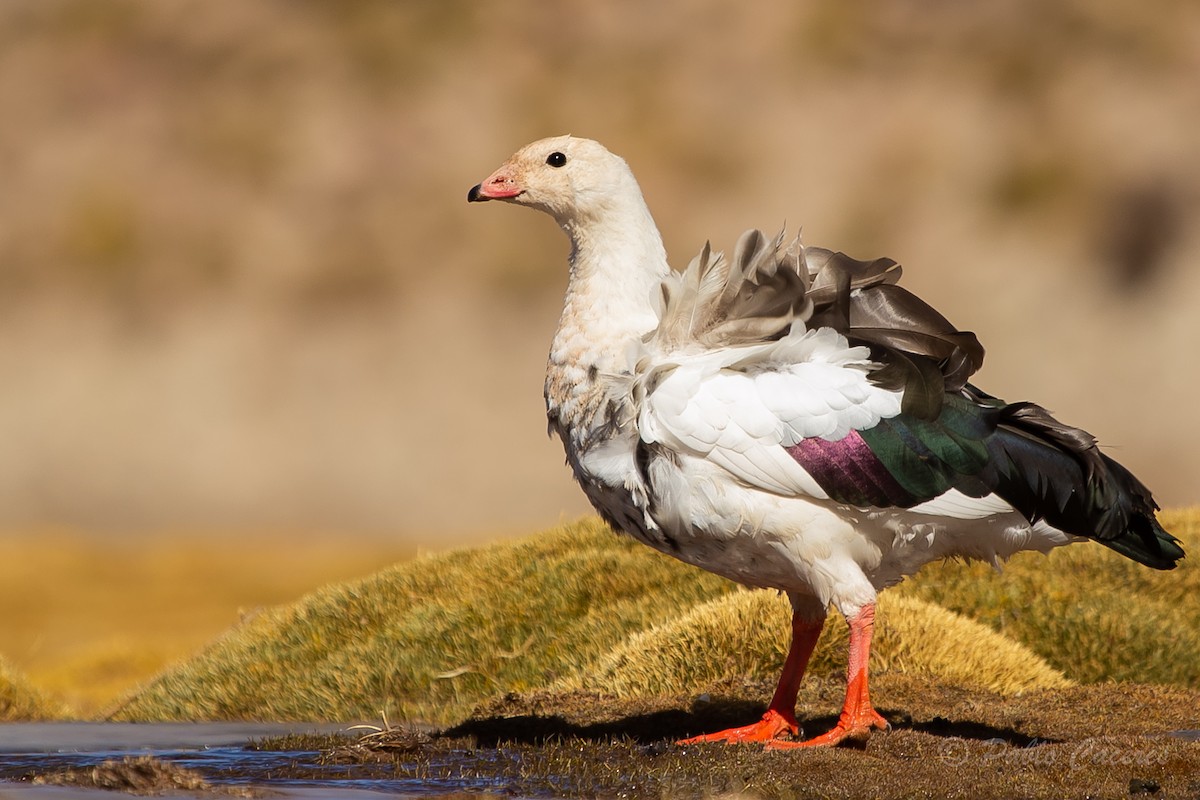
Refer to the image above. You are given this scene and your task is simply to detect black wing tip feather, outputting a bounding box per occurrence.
[983,397,1185,570]
[1098,512,1185,570]
[1094,457,1184,570]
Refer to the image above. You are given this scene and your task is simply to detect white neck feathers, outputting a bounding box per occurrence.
[551,186,668,375]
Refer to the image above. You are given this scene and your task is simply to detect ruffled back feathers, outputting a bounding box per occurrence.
[649,229,985,418]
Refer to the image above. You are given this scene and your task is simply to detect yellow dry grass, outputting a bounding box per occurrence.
[112,518,733,723]
[113,513,1195,724]
[4,509,1195,721]
[0,528,410,717]
[562,590,1071,698]
[0,655,63,721]
[898,507,1200,687]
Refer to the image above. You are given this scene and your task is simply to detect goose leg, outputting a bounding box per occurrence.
[677,604,825,745]
[766,603,888,749]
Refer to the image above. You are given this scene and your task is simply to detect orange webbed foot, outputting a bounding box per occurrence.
[677,708,799,745]
[764,707,888,750]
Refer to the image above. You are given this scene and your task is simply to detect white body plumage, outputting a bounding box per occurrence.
[507,136,1077,621]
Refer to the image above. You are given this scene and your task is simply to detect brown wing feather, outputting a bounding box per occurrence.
[651,229,984,418]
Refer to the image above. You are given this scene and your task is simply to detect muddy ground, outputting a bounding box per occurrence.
[23,675,1200,799]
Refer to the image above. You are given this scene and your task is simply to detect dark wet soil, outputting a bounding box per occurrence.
[15,675,1200,799]
[27,754,250,796]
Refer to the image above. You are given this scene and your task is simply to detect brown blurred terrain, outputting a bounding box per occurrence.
[1,0,1198,540]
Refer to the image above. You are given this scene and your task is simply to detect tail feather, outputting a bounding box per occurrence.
[983,398,1184,570]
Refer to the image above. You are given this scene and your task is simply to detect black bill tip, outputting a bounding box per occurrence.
[467,184,486,203]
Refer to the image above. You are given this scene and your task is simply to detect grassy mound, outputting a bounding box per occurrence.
[563,591,1069,698]
[900,507,1200,686]
[115,510,1197,723]
[113,518,733,722]
[0,655,62,721]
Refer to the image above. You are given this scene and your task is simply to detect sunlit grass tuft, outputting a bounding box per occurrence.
[899,507,1200,686]
[0,655,63,721]
[562,591,1069,698]
[113,518,734,722]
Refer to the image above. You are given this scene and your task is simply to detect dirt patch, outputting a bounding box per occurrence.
[316,674,1200,800]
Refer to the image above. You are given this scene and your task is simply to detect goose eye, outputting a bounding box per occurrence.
[546,151,567,168]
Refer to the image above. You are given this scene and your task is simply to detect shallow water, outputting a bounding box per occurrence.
[0,722,348,753]
[0,723,516,799]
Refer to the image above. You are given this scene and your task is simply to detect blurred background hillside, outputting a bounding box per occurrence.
[1,0,1198,542]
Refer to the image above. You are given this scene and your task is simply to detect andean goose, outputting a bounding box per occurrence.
[467,135,1184,748]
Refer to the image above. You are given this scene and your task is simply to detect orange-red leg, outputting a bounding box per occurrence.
[766,603,888,749]
[677,607,825,744]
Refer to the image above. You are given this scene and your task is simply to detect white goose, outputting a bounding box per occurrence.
[468,136,1183,748]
